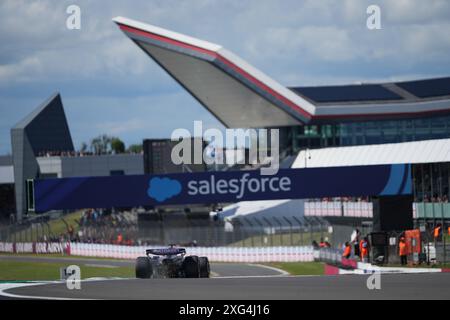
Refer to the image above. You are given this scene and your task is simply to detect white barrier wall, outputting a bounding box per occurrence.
[0,242,314,262]
[305,202,421,219]
[305,201,373,218]
[69,243,314,262]
[0,242,68,254]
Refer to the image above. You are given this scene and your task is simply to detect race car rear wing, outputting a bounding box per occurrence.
[146,248,186,256]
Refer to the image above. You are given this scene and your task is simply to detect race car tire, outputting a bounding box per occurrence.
[183,255,200,278]
[199,257,210,278]
[136,257,152,279]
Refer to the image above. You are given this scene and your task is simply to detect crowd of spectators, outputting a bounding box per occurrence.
[307,195,450,204]
[36,150,143,158]
[59,209,139,245]
[420,195,449,203]
[306,197,370,203]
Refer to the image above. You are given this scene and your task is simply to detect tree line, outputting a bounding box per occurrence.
[79,134,142,155]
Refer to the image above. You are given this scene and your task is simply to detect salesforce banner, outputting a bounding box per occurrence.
[33,164,411,212]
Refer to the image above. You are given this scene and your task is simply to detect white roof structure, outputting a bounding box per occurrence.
[292,138,450,168]
[114,17,450,128]
[220,199,305,221]
[222,138,450,220]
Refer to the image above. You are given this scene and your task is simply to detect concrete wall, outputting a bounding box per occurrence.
[11,93,74,221]
[37,154,144,178]
[0,166,14,184]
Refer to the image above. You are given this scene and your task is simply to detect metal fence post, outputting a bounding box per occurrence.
[292,216,303,245]
[444,231,447,265]
[238,219,245,246]
[45,222,51,241]
[213,221,219,247]
[254,218,264,246]
[273,217,283,246]
[244,218,255,247]
[283,217,293,246]
[322,221,325,240]
[263,217,273,246]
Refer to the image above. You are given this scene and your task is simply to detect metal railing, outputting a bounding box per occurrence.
[135,216,331,247]
[0,221,53,243]
[1,213,374,249]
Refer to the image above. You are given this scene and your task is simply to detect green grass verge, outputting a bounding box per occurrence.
[228,231,328,247]
[264,262,325,276]
[0,260,134,281]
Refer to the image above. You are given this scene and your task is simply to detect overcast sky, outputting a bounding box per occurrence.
[1,0,450,154]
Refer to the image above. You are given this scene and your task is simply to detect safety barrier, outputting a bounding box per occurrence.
[0,242,314,263]
[313,247,357,269]
[305,201,373,218]
[0,242,68,254]
[69,243,314,262]
[314,247,449,275]
[304,201,450,219]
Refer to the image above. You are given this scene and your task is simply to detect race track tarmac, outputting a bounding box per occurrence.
[0,254,280,277]
[3,273,450,300]
[1,255,450,300]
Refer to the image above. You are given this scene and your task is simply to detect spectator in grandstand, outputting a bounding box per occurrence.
[342,242,351,259]
[399,237,407,266]
[359,237,370,263]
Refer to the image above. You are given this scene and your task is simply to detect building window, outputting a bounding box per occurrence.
[110,170,125,176]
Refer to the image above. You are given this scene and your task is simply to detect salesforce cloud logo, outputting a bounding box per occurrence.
[147,177,182,202]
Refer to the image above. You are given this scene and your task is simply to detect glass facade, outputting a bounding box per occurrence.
[289,115,450,152]
[413,163,450,202]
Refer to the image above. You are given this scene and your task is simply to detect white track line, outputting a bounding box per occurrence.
[0,282,84,300]
[249,264,290,276]
[212,274,321,279]
[0,263,290,299]
[212,275,290,279]
[0,278,128,300]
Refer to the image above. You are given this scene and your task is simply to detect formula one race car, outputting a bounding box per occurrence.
[135,246,210,279]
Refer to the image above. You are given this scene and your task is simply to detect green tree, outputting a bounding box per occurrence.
[127,144,143,154]
[90,134,112,154]
[111,137,126,154]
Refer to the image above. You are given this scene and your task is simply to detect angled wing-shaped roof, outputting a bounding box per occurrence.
[114,17,450,126]
[113,16,314,127]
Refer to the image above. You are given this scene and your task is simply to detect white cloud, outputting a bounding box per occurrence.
[96,118,148,135]
[1,0,449,85]
[1,0,450,154]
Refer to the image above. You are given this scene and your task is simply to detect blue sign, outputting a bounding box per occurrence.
[33,164,411,212]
